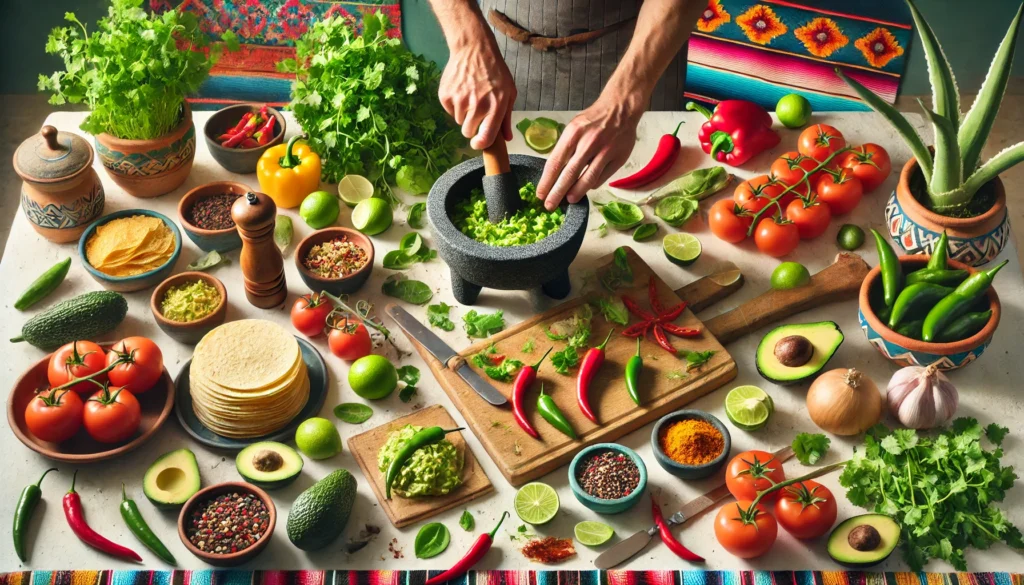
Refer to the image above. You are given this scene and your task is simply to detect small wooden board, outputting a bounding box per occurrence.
[346,405,493,528]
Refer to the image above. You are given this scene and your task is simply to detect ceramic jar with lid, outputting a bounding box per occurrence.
[14,125,105,243]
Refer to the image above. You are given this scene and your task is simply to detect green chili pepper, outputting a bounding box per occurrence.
[537,383,576,439]
[875,303,892,323]
[120,484,176,565]
[625,338,643,405]
[888,282,953,328]
[905,268,970,287]
[936,310,993,342]
[927,231,949,271]
[14,258,71,311]
[922,259,1007,342]
[871,229,902,308]
[894,319,924,340]
[13,468,56,562]
[385,426,463,499]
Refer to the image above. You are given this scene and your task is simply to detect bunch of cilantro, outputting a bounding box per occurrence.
[278,13,465,203]
[40,0,236,140]
[839,419,1021,570]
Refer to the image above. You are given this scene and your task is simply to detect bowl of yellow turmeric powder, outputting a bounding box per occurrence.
[651,410,731,480]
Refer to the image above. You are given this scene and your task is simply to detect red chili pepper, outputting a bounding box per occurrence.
[652,325,676,353]
[661,322,702,338]
[576,329,614,423]
[652,494,704,562]
[222,114,262,148]
[63,471,142,563]
[622,296,655,321]
[240,138,260,148]
[648,276,666,315]
[254,115,277,146]
[426,512,508,585]
[609,121,684,189]
[656,302,688,323]
[687,100,780,167]
[621,321,650,338]
[511,347,553,439]
[219,111,253,141]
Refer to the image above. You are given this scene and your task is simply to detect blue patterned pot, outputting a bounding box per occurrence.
[886,157,1009,267]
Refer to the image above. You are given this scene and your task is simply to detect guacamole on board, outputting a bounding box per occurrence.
[452,182,565,247]
[377,424,463,497]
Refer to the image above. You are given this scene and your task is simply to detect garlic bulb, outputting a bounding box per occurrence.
[886,364,958,429]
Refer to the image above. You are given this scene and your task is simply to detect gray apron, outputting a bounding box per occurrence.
[481,0,687,111]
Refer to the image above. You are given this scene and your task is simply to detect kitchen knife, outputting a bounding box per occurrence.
[386,304,508,406]
[595,445,794,569]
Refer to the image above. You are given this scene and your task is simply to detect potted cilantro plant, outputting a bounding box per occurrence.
[40,0,237,198]
[838,0,1022,266]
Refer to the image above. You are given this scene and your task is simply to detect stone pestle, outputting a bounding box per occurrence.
[481,138,521,223]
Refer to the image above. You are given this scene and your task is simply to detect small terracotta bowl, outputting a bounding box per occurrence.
[651,410,731,480]
[204,104,286,174]
[178,181,250,252]
[78,209,182,293]
[858,255,1000,371]
[178,482,276,567]
[151,272,228,345]
[295,227,375,296]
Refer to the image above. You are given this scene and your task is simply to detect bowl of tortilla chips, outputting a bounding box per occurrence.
[79,209,182,292]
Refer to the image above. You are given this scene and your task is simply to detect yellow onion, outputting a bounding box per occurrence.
[886,364,958,429]
[806,368,882,435]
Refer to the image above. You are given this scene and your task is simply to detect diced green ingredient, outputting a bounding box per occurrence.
[160,280,222,323]
[599,201,644,230]
[452,183,565,247]
[550,346,580,375]
[377,424,463,497]
[521,339,535,353]
[485,359,523,382]
[595,296,629,325]
[426,302,455,331]
[681,349,715,371]
[471,344,500,369]
[459,510,475,531]
[545,305,592,347]
[463,310,505,338]
[792,432,830,465]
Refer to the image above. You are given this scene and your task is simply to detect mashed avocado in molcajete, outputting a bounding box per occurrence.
[452,182,565,247]
[377,424,463,497]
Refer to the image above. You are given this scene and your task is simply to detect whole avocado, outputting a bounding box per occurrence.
[287,468,357,551]
[11,291,128,350]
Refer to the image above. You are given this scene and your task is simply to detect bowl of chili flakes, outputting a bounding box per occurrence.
[296,227,375,296]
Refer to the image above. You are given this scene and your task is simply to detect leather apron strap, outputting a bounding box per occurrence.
[488,9,637,51]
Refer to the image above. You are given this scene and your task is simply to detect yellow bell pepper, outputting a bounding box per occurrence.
[257,136,322,209]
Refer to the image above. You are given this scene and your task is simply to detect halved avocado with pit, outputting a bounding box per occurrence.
[143,448,201,508]
[236,441,303,489]
[756,321,843,384]
[827,514,900,568]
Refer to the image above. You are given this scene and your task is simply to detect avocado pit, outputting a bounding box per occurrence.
[775,335,814,367]
[253,449,285,473]
[848,525,881,551]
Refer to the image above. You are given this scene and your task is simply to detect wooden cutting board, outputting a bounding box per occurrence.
[346,405,493,527]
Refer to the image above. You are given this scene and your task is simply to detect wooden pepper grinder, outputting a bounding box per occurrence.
[232,191,287,308]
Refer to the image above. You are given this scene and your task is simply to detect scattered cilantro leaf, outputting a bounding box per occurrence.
[986,423,1009,445]
[792,433,830,465]
[521,339,535,353]
[470,344,501,369]
[680,349,715,371]
[397,365,420,387]
[426,302,455,331]
[595,296,629,325]
[399,385,418,403]
[550,346,580,375]
[600,246,633,291]
[545,305,592,348]
[463,310,505,338]
[666,370,688,381]
[459,510,474,532]
[484,359,523,382]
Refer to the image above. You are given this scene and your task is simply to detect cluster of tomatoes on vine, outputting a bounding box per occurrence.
[708,124,892,257]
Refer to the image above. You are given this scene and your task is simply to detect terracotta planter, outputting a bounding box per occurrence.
[885,157,1010,266]
[94,103,196,198]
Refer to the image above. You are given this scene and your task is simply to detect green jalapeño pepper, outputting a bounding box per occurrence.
[888,283,953,328]
[936,310,993,342]
[625,338,643,405]
[871,229,902,308]
[120,484,176,565]
[894,319,924,340]
[13,467,56,562]
[537,383,576,439]
[927,231,949,271]
[905,268,970,287]
[385,426,463,499]
[923,260,1007,342]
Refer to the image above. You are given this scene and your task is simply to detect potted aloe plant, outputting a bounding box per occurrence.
[40,0,237,198]
[838,0,1022,266]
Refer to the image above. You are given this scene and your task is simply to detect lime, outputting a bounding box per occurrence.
[351,197,393,236]
[299,190,341,229]
[514,482,559,525]
[348,355,398,400]
[837,224,865,251]
[294,417,343,459]
[776,94,812,129]
[663,233,702,266]
[524,123,559,153]
[574,521,614,546]
[709,261,742,287]
[771,261,810,290]
[724,385,774,431]
[338,174,375,207]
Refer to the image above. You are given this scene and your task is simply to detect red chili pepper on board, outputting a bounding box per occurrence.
[621,321,650,338]
[652,494,705,563]
[656,302,688,323]
[623,296,655,321]
[576,329,614,423]
[652,325,676,354]
[648,276,666,314]
[426,512,508,585]
[63,470,142,563]
[661,322,702,338]
[609,121,684,189]
[511,346,553,439]
[687,100,780,167]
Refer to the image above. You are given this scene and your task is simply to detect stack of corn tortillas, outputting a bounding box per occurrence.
[190,320,309,438]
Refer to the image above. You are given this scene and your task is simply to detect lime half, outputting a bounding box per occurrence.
[524,122,560,153]
[351,197,393,236]
[725,385,774,431]
[514,482,560,525]
[574,521,614,546]
[663,233,702,266]
[338,174,375,207]
[709,261,742,287]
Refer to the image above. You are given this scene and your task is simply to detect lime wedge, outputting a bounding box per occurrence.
[514,482,559,525]
[574,521,614,546]
[338,174,375,207]
[351,197,393,236]
[663,233,702,266]
[524,123,559,153]
[725,385,774,431]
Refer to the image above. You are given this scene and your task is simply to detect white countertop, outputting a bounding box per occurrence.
[2,110,1022,572]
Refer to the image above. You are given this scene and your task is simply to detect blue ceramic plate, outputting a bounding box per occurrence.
[174,336,328,450]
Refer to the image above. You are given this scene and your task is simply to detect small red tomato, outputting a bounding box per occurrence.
[754,216,800,257]
[734,174,789,207]
[106,337,163,394]
[785,196,832,240]
[770,152,817,196]
[816,169,864,215]
[714,500,778,559]
[83,386,142,444]
[291,293,335,337]
[798,124,846,162]
[709,199,753,243]
[740,196,773,216]
[774,480,838,540]
[725,450,787,501]
[837,143,892,192]
[48,340,107,394]
[24,389,84,443]
[328,321,373,361]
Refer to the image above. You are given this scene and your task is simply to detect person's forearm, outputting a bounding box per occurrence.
[428,0,496,52]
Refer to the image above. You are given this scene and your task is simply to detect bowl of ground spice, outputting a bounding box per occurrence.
[151,272,228,344]
[296,227,375,295]
[568,443,647,515]
[651,410,731,480]
[178,481,276,567]
[178,181,250,252]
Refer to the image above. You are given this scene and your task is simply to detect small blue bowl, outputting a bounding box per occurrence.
[651,410,731,480]
[79,209,182,293]
[568,443,647,515]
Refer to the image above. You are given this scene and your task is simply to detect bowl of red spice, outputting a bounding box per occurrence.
[204,104,286,174]
[178,181,251,252]
[568,443,647,515]
[651,409,731,480]
[296,227,375,295]
[178,481,276,567]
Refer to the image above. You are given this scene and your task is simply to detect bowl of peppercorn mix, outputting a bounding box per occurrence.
[296,227,375,295]
[178,481,276,566]
[568,443,647,515]
[651,409,731,480]
[178,181,251,252]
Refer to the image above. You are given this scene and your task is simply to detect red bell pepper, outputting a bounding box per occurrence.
[687,100,780,167]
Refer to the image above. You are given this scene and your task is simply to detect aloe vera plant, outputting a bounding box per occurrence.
[837,0,1023,214]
